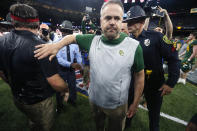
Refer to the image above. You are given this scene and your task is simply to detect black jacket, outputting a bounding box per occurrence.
[131,30,180,89]
[0,30,58,104]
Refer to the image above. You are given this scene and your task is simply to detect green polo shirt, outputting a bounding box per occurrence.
[76,33,144,73]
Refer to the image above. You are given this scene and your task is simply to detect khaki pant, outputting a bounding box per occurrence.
[90,102,128,131]
[14,97,55,131]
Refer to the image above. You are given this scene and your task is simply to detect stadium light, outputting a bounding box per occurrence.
[177,26,182,30]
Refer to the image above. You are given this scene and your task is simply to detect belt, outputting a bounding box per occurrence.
[145,69,163,79]
[145,69,152,79]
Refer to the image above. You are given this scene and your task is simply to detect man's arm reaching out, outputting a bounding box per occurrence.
[34,35,76,60]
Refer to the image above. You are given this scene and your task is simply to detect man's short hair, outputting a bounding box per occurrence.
[10,4,39,29]
[100,0,124,16]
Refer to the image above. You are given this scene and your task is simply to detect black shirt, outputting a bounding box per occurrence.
[131,30,180,88]
[190,114,197,125]
[0,30,58,104]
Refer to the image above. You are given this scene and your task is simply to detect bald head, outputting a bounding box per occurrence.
[100,0,124,17]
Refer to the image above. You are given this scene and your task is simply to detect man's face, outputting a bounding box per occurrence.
[188,34,194,41]
[100,4,123,40]
[154,27,163,33]
[121,23,129,35]
[127,20,143,35]
[88,29,94,34]
[60,29,73,36]
[174,37,179,42]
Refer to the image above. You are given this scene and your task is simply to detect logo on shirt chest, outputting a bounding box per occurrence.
[144,39,150,46]
[119,50,124,56]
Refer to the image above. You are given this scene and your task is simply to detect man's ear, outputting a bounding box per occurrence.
[141,19,146,25]
[100,18,103,28]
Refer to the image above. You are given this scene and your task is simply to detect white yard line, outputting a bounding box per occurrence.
[77,90,189,126]
[138,105,188,126]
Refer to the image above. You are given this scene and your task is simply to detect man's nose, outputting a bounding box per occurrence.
[109,18,115,25]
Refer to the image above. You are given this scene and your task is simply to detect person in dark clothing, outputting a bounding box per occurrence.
[186,114,197,131]
[81,15,97,34]
[124,5,180,131]
[39,23,52,43]
[0,4,68,131]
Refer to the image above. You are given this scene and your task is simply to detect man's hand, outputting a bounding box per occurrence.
[63,92,69,102]
[34,43,59,60]
[34,35,76,60]
[159,84,173,96]
[89,20,92,25]
[82,16,86,21]
[0,71,9,83]
[126,103,138,118]
[71,63,81,70]
[158,6,168,16]
[56,29,62,36]
[60,88,69,102]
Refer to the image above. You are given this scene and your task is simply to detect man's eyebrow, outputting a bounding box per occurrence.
[104,15,120,18]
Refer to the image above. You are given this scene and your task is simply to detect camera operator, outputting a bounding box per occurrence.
[39,23,52,43]
[81,14,98,90]
[81,15,97,34]
[144,3,173,40]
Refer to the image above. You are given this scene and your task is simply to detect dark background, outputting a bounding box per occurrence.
[0,0,196,36]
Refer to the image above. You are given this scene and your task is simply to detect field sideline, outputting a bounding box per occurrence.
[0,79,197,131]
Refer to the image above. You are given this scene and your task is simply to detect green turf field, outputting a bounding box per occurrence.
[0,79,197,131]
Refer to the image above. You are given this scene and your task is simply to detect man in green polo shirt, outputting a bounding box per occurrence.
[34,1,144,131]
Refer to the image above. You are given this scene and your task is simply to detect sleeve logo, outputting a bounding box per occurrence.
[163,35,173,44]
[144,39,150,46]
